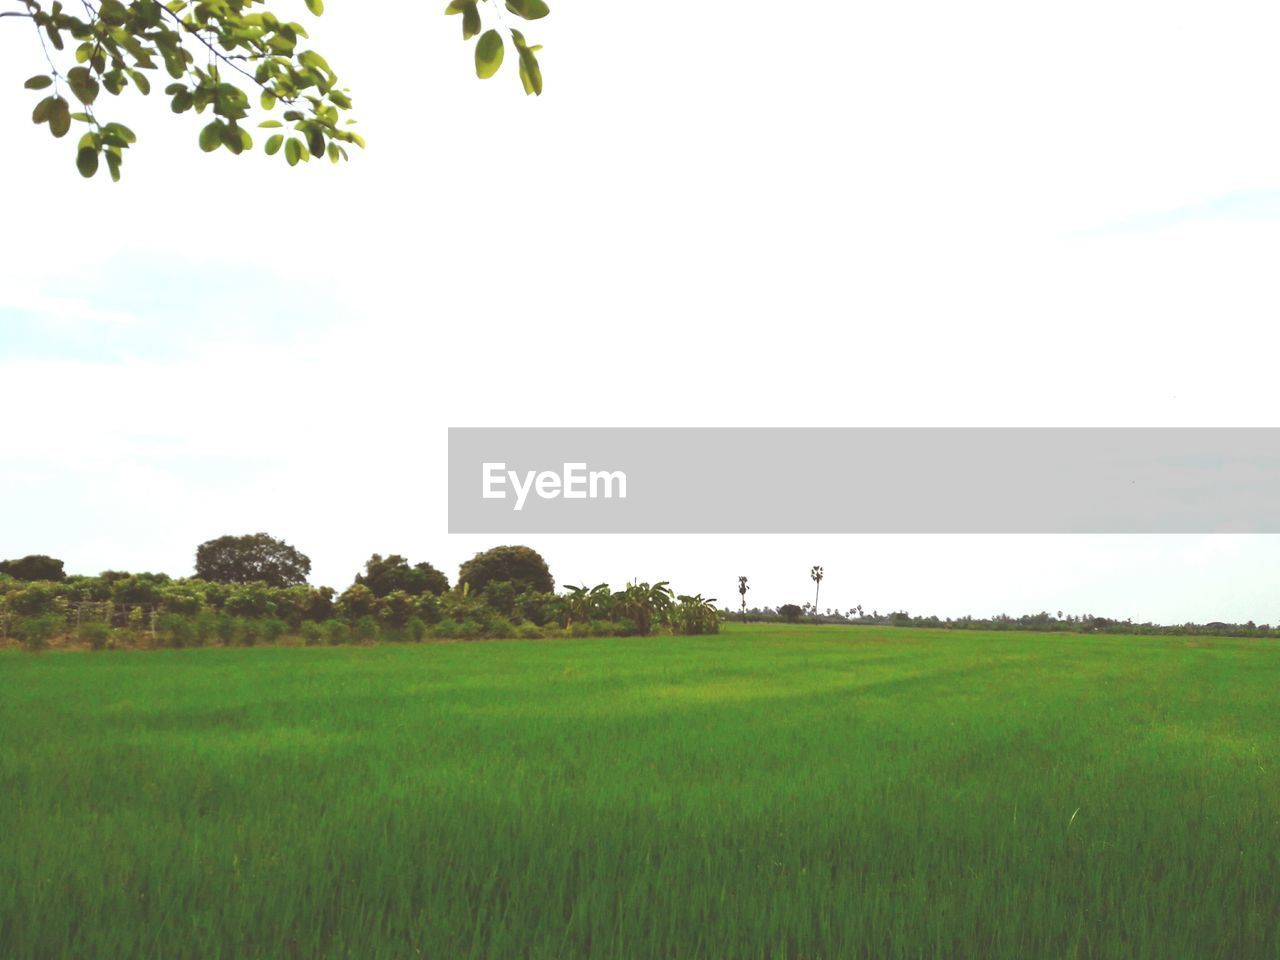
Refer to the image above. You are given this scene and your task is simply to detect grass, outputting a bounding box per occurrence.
[3,623,1280,959]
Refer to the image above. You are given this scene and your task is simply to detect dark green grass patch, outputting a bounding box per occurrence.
[3,625,1280,958]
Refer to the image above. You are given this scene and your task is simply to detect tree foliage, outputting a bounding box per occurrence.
[355,553,449,598]
[10,0,549,179]
[0,554,66,581]
[457,545,553,596]
[194,532,310,588]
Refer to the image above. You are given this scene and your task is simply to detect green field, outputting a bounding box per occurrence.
[4,624,1280,958]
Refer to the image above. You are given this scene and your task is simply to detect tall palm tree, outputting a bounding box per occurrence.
[738,576,749,622]
[810,565,824,614]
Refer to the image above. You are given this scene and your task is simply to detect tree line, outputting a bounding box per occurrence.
[0,535,718,651]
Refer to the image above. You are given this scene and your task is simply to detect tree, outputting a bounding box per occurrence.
[737,575,749,622]
[194,532,310,588]
[355,554,449,598]
[10,0,549,180]
[457,545,552,596]
[0,554,65,581]
[810,565,824,614]
[778,603,803,624]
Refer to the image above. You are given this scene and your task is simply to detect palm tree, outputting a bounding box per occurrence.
[810,565,823,614]
[738,576,749,622]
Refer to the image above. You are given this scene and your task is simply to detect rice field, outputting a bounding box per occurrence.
[3,624,1279,958]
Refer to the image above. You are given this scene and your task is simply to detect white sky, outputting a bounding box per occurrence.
[4,1,1280,623]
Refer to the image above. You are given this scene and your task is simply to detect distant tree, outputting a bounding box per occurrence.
[0,554,65,581]
[810,565,824,613]
[737,575,749,621]
[194,533,310,588]
[458,545,553,595]
[355,553,449,598]
[778,603,803,623]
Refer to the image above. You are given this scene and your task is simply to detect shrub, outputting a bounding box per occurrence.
[214,615,237,646]
[19,614,60,651]
[515,623,543,640]
[80,621,111,650]
[156,613,194,648]
[323,620,350,646]
[262,619,288,644]
[406,617,428,643]
[484,617,517,639]
[238,618,261,647]
[455,619,484,639]
[352,615,380,644]
[301,622,324,646]
[193,612,218,646]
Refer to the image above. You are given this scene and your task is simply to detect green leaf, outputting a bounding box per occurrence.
[510,32,542,96]
[127,70,151,95]
[32,95,55,124]
[67,67,100,106]
[304,0,323,13]
[285,136,302,166]
[48,98,71,138]
[260,90,276,110]
[24,75,53,90]
[308,128,325,158]
[76,146,99,178]
[199,121,222,152]
[475,30,504,79]
[506,0,550,19]
[462,1,480,40]
[265,133,284,155]
[258,120,283,128]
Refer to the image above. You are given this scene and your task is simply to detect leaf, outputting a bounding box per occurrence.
[199,121,222,152]
[510,32,542,96]
[48,98,71,138]
[265,133,284,155]
[67,67,100,106]
[32,95,56,124]
[76,146,99,178]
[506,0,550,19]
[308,128,325,157]
[462,2,480,40]
[475,30,504,79]
[304,0,323,13]
[24,75,53,90]
[285,136,302,166]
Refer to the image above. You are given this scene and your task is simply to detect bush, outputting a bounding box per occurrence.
[214,615,237,646]
[406,617,428,642]
[301,622,324,646]
[261,618,288,644]
[19,614,60,651]
[323,620,350,646]
[484,617,517,639]
[156,613,194,648]
[193,612,218,646]
[238,618,261,647]
[515,623,544,640]
[80,621,111,650]
[352,615,380,644]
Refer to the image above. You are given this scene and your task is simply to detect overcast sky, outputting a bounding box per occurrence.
[4,1,1280,623]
